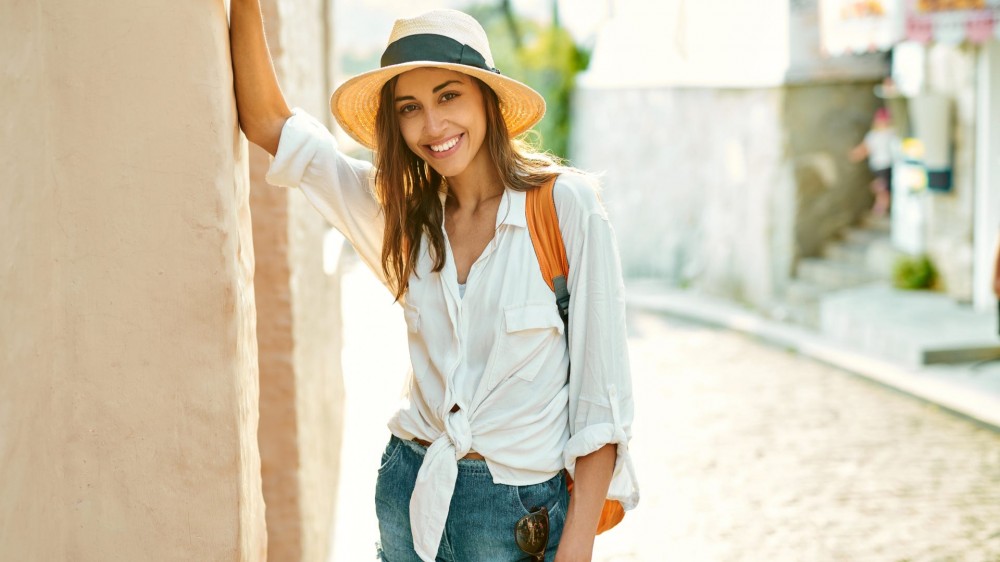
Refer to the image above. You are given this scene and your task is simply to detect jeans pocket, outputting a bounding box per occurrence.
[513,472,565,517]
[378,436,404,475]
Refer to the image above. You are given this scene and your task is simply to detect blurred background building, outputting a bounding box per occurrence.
[571,0,887,318]
[573,0,999,319]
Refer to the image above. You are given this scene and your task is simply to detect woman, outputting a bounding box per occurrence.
[230,5,638,561]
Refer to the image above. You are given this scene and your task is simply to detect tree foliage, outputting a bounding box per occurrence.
[467,3,590,158]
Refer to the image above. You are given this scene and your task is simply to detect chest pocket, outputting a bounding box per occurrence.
[485,302,564,390]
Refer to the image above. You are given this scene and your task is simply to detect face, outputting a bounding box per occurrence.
[392,67,489,179]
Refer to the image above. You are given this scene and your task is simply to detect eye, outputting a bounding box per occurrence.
[398,103,419,115]
[440,92,459,103]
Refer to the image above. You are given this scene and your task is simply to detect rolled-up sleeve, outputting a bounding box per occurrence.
[555,173,639,511]
[265,108,387,288]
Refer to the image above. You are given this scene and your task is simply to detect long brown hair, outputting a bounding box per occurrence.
[374,75,566,301]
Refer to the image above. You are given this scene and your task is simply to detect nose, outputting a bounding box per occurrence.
[422,106,447,137]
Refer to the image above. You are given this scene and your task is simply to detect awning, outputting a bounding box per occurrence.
[904,0,1000,44]
[820,0,906,56]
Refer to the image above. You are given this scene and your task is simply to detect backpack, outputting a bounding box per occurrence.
[525,175,626,535]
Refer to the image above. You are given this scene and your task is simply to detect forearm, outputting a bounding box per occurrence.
[556,444,616,561]
[849,143,869,163]
[230,0,292,154]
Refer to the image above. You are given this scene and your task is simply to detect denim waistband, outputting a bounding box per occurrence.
[394,434,493,474]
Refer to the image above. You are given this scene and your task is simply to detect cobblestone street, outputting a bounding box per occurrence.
[331,257,1000,562]
[594,311,1000,562]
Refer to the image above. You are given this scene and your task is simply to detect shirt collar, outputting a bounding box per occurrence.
[436,185,528,229]
[499,187,527,229]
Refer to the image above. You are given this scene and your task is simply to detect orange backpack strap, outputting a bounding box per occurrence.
[525,175,570,330]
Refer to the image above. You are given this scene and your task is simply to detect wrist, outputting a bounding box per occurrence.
[556,523,595,557]
[554,537,594,562]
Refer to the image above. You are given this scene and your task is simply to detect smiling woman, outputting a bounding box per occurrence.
[230,5,639,561]
[375,69,500,292]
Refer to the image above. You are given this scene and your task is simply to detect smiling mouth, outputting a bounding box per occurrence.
[425,134,463,158]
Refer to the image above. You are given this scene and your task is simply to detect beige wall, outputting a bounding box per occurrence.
[252,0,346,561]
[0,2,266,561]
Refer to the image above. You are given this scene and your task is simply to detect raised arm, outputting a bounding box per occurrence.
[230,0,293,155]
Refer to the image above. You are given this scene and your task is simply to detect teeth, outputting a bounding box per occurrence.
[430,136,459,152]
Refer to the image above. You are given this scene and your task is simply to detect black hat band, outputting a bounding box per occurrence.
[380,34,500,74]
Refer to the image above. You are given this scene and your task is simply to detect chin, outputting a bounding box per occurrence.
[425,160,468,179]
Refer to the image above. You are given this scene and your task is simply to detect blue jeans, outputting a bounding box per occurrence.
[375,435,569,561]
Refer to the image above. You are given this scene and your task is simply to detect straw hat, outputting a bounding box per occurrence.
[330,9,546,150]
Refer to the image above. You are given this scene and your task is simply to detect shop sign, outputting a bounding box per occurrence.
[820,0,906,55]
[905,0,1000,43]
[915,0,985,12]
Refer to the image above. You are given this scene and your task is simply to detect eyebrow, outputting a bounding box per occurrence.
[394,80,464,103]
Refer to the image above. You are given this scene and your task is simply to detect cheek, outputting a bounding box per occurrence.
[468,105,489,143]
[470,118,488,151]
[398,120,423,153]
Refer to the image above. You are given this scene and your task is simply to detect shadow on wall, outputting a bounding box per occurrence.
[786,81,882,261]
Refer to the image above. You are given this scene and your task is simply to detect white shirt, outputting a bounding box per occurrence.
[266,109,639,561]
[864,128,896,171]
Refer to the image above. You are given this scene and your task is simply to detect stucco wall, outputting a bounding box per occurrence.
[569,87,792,306]
[0,2,265,561]
[251,0,345,561]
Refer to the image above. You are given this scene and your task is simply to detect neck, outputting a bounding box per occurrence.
[445,148,504,209]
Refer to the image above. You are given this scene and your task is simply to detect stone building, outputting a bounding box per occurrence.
[570,0,887,311]
[571,0,1000,318]
[819,0,1000,311]
[1,2,345,561]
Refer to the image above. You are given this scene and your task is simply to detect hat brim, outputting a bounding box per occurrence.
[330,62,546,151]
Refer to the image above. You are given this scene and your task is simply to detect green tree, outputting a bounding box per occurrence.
[467,2,590,158]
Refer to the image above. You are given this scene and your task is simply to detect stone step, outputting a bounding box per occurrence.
[785,303,820,329]
[843,227,890,246]
[820,284,1000,367]
[796,257,876,290]
[784,279,825,306]
[767,299,819,329]
[820,236,900,281]
[772,302,820,331]
[823,240,869,267]
[865,237,902,280]
[858,214,891,234]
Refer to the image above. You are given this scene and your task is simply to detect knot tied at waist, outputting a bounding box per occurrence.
[412,437,486,460]
[408,408,480,561]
